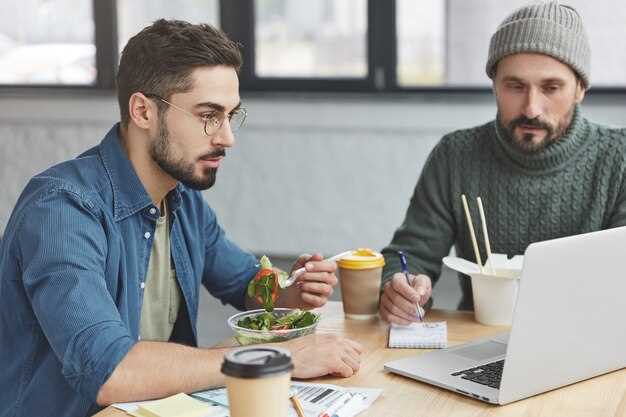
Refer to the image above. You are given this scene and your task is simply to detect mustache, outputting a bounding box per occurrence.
[199,149,226,160]
[508,116,553,134]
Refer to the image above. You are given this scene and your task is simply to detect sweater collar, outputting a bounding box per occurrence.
[493,105,591,172]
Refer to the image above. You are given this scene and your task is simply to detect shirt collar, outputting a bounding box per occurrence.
[98,123,185,221]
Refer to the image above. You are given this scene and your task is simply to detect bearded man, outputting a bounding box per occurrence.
[0,19,361,417]
[379,1,626,322]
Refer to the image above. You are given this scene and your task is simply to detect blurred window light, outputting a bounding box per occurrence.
[0,0,95,85]
[396,0,445,87]
[2,0,624,90]
[255,0,367,78]
[398,0,626,88]
[117,0,219,55]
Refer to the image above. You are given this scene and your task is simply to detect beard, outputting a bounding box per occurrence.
[149,116,224,190]
[504,104,576,155]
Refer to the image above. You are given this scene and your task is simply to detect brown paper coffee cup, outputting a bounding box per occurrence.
[222,346,293,417]
[337,248,385,320]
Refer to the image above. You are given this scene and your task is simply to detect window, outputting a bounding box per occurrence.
[254,0,367,78]
[224,0,626,92]
[396,0,445,87]
[0,0,96,86]
[397,0,626,88]
[117,0,219,55]
[2,0,625,92]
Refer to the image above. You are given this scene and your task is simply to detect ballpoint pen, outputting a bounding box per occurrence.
[397,251,423,321]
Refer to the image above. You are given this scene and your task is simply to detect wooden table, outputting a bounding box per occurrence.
[95,301,626,417]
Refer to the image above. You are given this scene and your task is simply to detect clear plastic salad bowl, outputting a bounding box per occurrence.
[227,308,320,346]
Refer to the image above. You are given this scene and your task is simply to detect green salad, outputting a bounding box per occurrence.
[246,255,288,312]
[237,309,319,331]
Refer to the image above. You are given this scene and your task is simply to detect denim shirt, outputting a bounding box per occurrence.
[0,124,259,417]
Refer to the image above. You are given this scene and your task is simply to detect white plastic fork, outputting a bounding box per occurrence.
[281,250,354,288]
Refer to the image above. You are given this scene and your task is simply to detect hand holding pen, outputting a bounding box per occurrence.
[380,251,432,325]
[397,251,425,321]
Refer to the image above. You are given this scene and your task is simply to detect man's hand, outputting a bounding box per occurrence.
[283,334,363,379]
[379,273,432,325]
[279,253,338,309]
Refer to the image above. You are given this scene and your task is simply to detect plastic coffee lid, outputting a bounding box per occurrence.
[337,248,385,270]
[221,346,294,379]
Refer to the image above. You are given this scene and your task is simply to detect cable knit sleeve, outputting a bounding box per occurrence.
[381,137,456,287]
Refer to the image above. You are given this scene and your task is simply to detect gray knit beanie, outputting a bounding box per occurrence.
[486,1,591,88]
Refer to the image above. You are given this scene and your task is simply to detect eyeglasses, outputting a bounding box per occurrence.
[144,93,247,136]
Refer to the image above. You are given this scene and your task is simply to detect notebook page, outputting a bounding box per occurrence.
[388,322,447,349]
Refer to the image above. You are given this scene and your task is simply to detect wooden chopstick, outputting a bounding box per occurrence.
[461,194,484,273]
[476,197,495,274]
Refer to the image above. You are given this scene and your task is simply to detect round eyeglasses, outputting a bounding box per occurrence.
[144,93,247,136]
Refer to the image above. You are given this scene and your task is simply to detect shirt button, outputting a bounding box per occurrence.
[149,207,156,215]
[140,281,145,289]
[144,232,151,239]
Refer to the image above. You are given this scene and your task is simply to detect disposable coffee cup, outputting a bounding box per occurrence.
[221,346,293,417]
[337,248,385,320]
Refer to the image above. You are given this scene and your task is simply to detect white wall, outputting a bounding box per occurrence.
[0,94,482,252]
[2,94,626,256]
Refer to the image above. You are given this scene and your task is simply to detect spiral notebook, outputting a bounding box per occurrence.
[388,322,448,349]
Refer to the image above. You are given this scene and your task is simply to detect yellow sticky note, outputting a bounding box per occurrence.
[129,393,211,417]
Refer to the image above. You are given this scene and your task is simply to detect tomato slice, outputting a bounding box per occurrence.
[255,268,275,281]
[252,268,280,308]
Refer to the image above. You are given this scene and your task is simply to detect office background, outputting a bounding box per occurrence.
[2,0,626,345]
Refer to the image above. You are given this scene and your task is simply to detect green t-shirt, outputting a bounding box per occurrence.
[140,200,182,341]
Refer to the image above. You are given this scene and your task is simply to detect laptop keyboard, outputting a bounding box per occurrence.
[451,359,504,389]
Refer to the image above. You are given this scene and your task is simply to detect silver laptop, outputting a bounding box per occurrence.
[384,227,626,405]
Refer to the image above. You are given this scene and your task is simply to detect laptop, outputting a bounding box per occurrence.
[384,226,626,405]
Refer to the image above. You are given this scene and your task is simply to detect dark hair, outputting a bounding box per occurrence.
[117,19,242,127]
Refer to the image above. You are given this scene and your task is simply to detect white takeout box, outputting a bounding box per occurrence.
[443,254,524,325]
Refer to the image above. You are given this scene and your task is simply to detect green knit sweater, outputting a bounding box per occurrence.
[382,106,626,310]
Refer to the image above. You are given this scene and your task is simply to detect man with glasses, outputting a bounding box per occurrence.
[0,20,361,416]
[379,1,626,323]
